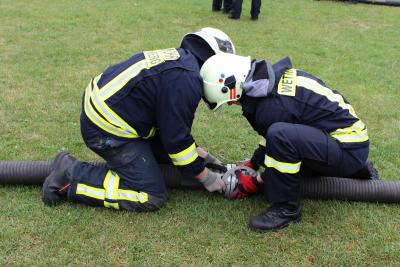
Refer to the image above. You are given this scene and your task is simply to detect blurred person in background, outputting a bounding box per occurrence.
[228,0,261,21]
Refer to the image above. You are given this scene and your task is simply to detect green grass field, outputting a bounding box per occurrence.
[1,0,399,266]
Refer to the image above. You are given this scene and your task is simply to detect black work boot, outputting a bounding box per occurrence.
[349,160,379,180]
[249,204,301,232]
[228,12,240,19]
[42,151,76,206]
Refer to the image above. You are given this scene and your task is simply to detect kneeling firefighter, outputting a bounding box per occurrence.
[200,53,369,232]
[42,28,236,212]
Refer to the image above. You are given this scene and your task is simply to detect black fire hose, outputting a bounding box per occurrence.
[317,0,400,6]
[348,0,400,6]
[1,160,400,203]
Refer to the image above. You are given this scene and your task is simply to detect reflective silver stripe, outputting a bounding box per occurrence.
[104,172,118,200]
[259,138,266,147]
[332,130,369,143]
[264,155,301,174]
[171,149,197,164]
[169,143,199,166]
[330,120,369,143]
[76,184,105,200]
[99,60,148,100]
[91,82,136,134]
[84,79,134,137]
[297,76,357,118]
[331,120,365,135]
[118,191,147,201]
[103,171,120,209]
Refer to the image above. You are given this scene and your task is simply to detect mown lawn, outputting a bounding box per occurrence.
[1,0,399,266]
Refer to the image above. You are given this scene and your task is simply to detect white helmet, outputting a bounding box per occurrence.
[200,53,251,111]
[180,27,235,62]
[190,27,236,54]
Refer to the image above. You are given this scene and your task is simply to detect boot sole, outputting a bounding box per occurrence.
[249,217,302,233]
[42,151,75,206]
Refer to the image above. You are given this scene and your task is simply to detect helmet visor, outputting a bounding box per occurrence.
[215,37,234,54]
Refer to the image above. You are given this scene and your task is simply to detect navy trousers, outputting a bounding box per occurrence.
[230,0,261,19]
[67,117,169,212]
[213,0,233,12]
[263,122,369,205]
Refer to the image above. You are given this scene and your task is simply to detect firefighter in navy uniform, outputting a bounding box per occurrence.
[42,28,236,212]
[200,53,369,232]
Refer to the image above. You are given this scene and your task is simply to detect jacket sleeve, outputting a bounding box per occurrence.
[249,136,266,169]
[156,69,205,178]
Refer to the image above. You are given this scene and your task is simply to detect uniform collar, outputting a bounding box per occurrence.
[240,94,259,115]
[240,57,292,115]
[271,57,293,88]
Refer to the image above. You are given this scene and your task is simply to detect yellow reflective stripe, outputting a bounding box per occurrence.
[99,60,148,100]
[76,183,105,200]
[103,171,120,200]
[330,120,369,143]
[331,128,369,143]
[331,120,365,134]
[92,80,139,137]
[84,79,138,138]
[99,49,179,100]
[84,49,180,139]
[84,80,130,136]
[264,155,301,174]
[296,76,358,118]
[169,143,199,166]
[84,76,141,138]
[103,171,120,209]
[104,202,119,209]
[143,127,157,139]
[118,189,149,203]
[75,172,149,207]
[259,136,266,147]
[84,49,181,139]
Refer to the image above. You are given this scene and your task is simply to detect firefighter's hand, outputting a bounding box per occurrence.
[198,168,224,193]
[231,169,260,199]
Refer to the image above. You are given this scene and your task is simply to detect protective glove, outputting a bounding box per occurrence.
[205,162,227,174]
[199,169,225,193]
[232,168,260,199]
[204,152,222,165]
[203,151,226,174]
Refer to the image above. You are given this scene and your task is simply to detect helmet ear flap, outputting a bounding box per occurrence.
[224,75,236,89]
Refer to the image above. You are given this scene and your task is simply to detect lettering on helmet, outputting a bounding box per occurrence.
[278,69,297,96]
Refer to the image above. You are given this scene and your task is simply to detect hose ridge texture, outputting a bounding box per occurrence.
[1,160,399,203]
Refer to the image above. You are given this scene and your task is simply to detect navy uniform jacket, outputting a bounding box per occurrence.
[242,57,369,166]
[81,48,204,178]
